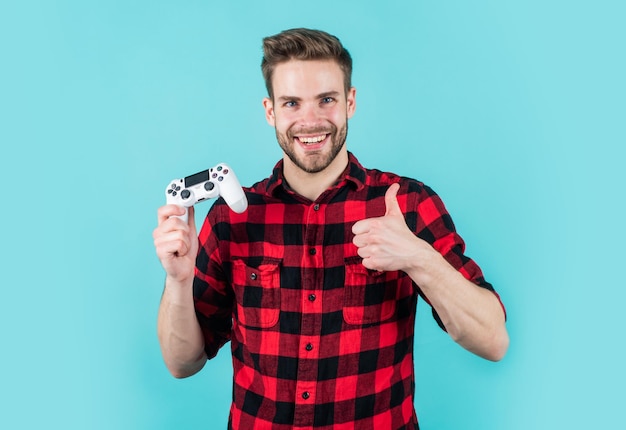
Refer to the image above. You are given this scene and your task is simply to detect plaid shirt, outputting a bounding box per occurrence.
[193,153,499,429]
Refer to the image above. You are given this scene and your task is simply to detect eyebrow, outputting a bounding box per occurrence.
[276,91,341,102]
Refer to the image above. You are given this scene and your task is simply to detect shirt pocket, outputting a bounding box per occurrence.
[343,257,401,325]
[232,258,281,329]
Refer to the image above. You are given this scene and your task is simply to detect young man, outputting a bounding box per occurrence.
[154,28,508,429]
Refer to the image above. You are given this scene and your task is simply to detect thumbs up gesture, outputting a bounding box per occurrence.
[352,183,433,273]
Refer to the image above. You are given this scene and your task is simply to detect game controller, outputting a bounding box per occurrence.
[165,163,248,223]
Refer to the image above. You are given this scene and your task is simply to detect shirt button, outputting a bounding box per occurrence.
[250,273,257,280]
[302,392,310,400]
[308,294,316,302]
[305,343,313,351]
[313,204,320,211]
[309,248,316,255]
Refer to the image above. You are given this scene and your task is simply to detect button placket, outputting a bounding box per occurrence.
[293,200,323,417]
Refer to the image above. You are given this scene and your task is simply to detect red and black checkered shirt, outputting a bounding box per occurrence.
[193,153,499,429]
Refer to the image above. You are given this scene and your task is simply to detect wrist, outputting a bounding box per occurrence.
[164,275,195,303]
[406,247,455,291]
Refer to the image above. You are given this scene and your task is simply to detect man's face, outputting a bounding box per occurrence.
[263,59,356,174]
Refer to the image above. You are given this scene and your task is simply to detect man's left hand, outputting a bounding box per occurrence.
[352,183,434,273]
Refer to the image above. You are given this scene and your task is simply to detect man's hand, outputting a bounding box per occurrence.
[352,183,438,274]
[153,205,198,283]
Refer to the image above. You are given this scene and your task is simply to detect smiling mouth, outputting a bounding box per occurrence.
[295,134,330,148]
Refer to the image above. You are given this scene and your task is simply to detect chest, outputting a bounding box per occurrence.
[226,196,390,267]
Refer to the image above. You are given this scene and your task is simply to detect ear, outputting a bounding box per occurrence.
[346,87,357,119]
[263,97,275,126]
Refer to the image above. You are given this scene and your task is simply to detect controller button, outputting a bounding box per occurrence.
[167,189,173,194]
[218,176,224,182]
[171,191,177,196]
[212,173,218,178]
[217,166,222,171]
[205,182,215,191]
[223,169,229,174]
[181,189,191,199]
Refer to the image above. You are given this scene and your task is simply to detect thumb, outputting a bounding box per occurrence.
[384,183,402,217]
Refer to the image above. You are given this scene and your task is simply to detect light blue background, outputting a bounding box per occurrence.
[1,1,624,429]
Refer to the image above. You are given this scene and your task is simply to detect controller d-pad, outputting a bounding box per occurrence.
[205,182,215,191]
[168,184,181,197]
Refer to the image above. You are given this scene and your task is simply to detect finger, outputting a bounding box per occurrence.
[360,256,379,271]
[352,219,371,235]
[356,245,371,259]
[352,232,368,248]
[157,204,187,224]
[185,205,194,231]
[153,215,191,249]
[154,231,191,258]
[384,183,402,217]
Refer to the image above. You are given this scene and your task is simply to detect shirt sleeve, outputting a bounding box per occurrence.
[407,181,506,330]
[193,205,235,359]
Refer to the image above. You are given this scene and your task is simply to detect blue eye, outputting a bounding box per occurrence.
[285,100,297,107]
[321,97,335,104]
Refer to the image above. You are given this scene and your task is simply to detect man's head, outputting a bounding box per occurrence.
[261,28,357,178]
[261,28,353,100]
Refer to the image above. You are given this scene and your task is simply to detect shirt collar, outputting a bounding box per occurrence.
[266,151,367,197]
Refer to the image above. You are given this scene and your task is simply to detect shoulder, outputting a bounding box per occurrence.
[360,164,437,200]
[205,172,279,224]
[245,176,272,196]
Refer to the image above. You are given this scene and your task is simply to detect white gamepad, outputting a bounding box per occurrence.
[165,163,248,222]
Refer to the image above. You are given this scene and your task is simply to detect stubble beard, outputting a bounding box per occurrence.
[276,121,348,174]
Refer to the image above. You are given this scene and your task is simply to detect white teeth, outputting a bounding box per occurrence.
[299,135,326,144]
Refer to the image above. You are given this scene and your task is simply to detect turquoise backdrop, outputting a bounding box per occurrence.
[1,1,624,429]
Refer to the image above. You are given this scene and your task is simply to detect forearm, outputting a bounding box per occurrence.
[408,250,509,361]
[157,277,207,378]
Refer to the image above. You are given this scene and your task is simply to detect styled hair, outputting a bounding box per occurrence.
[261,28,353,99]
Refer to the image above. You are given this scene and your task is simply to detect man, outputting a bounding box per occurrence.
[154,28,508,429]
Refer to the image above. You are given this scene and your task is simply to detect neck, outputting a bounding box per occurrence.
[282,150,349,201]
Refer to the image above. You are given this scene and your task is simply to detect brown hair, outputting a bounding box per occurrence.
[261,28,353,99]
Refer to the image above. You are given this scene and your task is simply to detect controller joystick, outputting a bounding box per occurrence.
[165,163,248,223]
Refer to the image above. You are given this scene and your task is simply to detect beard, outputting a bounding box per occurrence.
[275,120,348,174]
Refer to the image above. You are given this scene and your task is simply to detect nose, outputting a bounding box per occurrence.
[298,101,322,126]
